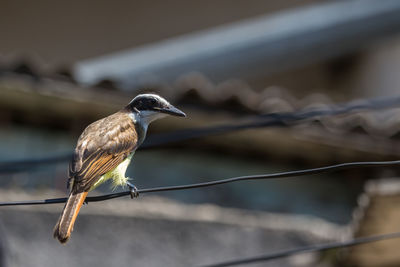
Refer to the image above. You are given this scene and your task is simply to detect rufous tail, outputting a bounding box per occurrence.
[53,191,88,244]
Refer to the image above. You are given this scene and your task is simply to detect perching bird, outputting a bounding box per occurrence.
[53,94,186,243]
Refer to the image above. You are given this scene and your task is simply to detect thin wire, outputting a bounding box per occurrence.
[1,159,399,206]
[144,94,400,147]
[200,231,400,267]
[1,94,400,173]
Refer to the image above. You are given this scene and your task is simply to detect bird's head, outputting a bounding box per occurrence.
[126,94,186,126]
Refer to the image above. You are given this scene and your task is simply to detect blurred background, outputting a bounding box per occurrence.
[1,0,400,266]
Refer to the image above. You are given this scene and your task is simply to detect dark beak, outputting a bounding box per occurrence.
[156,105,186,117]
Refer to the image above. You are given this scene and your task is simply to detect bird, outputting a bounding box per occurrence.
[53,94,186,243]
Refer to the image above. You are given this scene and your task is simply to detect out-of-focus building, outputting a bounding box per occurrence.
[1,1,400,266]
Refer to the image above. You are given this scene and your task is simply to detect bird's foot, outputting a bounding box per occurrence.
[127,181,139,199]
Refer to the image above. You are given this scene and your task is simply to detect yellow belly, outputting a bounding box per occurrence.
[90,153,134,191]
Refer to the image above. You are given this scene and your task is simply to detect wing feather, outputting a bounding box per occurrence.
[68,112,138,192]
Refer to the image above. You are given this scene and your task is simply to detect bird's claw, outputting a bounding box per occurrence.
[127,182,139,199]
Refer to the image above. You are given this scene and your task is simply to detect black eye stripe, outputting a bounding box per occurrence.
[129,95,165,111]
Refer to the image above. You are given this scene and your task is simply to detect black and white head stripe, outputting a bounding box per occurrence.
[127,94,186,117]
[128,94,171,111]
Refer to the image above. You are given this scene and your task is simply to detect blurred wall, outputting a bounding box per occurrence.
[0,0,323,68]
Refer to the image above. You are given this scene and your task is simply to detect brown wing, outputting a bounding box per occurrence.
[69,111,138,192]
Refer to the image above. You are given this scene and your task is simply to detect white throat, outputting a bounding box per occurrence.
[129,110,167,131]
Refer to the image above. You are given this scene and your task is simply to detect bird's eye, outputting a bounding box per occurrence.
[150,99,157,105]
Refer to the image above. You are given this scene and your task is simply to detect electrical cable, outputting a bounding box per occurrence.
[200,231,400,267]
[1,94,400,173]
[1,159,399,206]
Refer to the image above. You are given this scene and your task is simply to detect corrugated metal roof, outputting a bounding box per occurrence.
[1,64,400,140]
